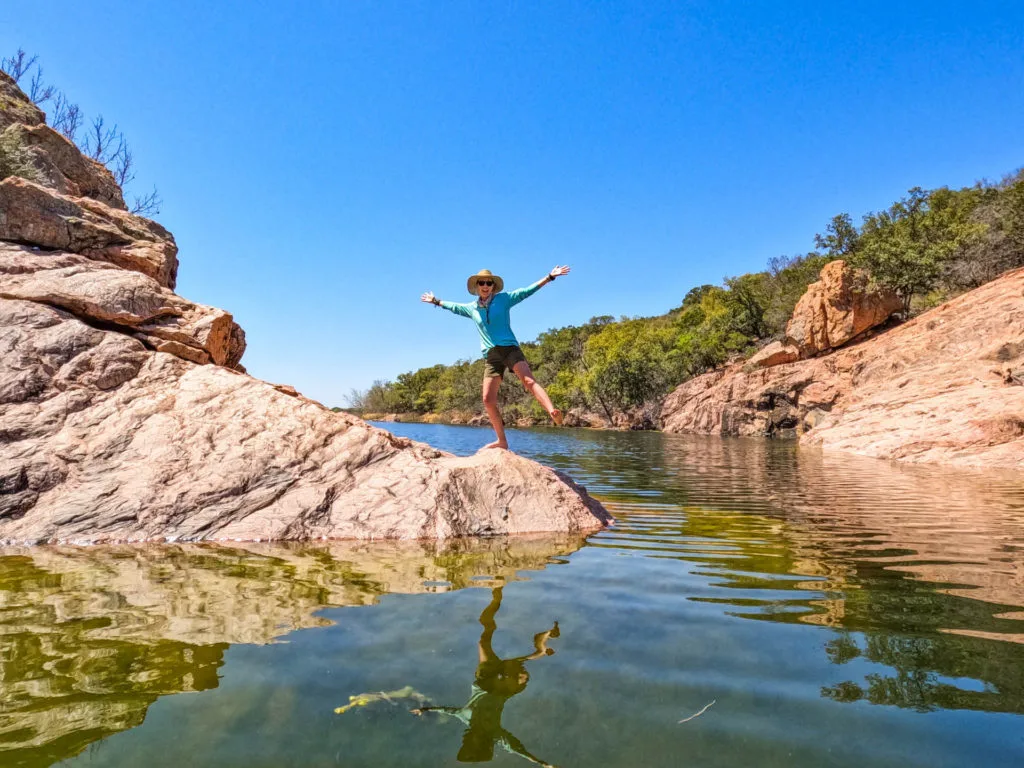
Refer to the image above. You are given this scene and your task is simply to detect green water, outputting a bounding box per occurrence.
[2,425,1023,766]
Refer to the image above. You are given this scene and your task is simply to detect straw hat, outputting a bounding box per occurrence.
[466,269,504,296]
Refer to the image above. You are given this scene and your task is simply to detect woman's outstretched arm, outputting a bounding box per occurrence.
[422,291,473,317]
[507,266,572,307]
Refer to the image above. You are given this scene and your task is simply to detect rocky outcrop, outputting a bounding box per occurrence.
[0,73,610,543]
[0,71,44,131]
[784,260,901,358]
[661,266,1024,469]
[748,261,902,370]
[2,122,126,208]
[0,176,177,288]
[1,243,243,366]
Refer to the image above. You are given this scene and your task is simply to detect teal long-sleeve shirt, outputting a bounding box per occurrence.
[439,280,545,353]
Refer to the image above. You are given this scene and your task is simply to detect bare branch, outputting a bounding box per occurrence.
[0,49,36,82]
[130,187,162,217]
[50,93,83,142]
[27,67,54,104]
[83,115,124,164]
[112,143,135,187]
[5,49,162,217]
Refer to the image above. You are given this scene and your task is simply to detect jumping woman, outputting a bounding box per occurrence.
[421,266,571,450]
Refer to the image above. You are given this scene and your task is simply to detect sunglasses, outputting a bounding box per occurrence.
[477,280,494,286]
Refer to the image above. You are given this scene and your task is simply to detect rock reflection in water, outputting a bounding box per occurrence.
[550,431,1024,620]
[0,535,583,766]
[655,507,1024,714]
[540,432,1024,714]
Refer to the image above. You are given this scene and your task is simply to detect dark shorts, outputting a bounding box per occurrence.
[483,345,527,378]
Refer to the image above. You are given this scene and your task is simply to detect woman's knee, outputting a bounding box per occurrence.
[517,374,535,391]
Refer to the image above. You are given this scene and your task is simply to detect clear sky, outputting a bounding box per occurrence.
[3,1,1022,406]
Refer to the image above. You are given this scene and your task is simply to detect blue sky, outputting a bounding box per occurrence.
[3,1,1022,405]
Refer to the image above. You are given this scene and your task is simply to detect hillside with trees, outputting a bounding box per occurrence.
[348,169,1024,427]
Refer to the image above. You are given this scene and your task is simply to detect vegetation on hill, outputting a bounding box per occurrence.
[349,170,1024,424]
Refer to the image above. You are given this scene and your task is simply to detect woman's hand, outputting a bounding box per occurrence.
[420,291,438,305]
[549,265,571,280]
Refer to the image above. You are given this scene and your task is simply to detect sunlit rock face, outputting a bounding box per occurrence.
[0,536,582,763]
[0,71,610,543]
[662,266,1024,469]
[784,260,902,359]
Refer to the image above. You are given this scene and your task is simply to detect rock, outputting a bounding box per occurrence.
[563,408,605,428]
[748,340,801,369]
[0,299,610,543]
[661,267,1024,469]
[0,177,178,288]
[2,123,126,208]
[611,405,659,430]
[0,243,244,368]
[785,260,902,357]
[0,71,44,131]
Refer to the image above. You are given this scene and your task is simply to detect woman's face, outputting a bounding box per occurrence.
[477,279,494,299]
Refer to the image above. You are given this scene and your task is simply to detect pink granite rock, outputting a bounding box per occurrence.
[0,177,178,288]
[0,298,610,543]
[785,260,902,357]
[661,267,1024,469]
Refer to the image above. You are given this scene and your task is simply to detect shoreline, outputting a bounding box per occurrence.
[356,411,658,431]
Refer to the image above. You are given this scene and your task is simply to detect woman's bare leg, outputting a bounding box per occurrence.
[481,375,508,449]
[512,361,563,425]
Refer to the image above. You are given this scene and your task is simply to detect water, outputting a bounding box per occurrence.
[2,424,1024,767]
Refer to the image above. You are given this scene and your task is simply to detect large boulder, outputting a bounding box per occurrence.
[784,260,902,357]
[0,177,178,288]
[2,122,126,208]
[0,71,44,131]
[747,340,801,369]
[0,298,610,543]
[661,267,1024,469]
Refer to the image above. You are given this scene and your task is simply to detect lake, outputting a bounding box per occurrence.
[2,423,1023,767]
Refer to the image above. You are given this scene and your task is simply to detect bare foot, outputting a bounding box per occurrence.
[550,409,564,426]
[481,440,509,451]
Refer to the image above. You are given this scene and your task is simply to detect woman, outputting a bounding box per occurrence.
[421,266,570,450]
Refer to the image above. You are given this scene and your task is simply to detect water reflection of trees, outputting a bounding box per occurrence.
[554,431,1024,715]
[821,631,1024,712]
[0,536,583,766]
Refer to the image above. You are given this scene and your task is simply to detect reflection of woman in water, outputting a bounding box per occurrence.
[413,586,560,766]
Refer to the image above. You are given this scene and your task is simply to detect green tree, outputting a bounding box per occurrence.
[814,213,860,258]
[855,187,984,312]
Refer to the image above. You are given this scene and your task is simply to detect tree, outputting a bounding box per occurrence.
[814,213,860,258]
[854,187,984,312]
[724,272,771,339]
